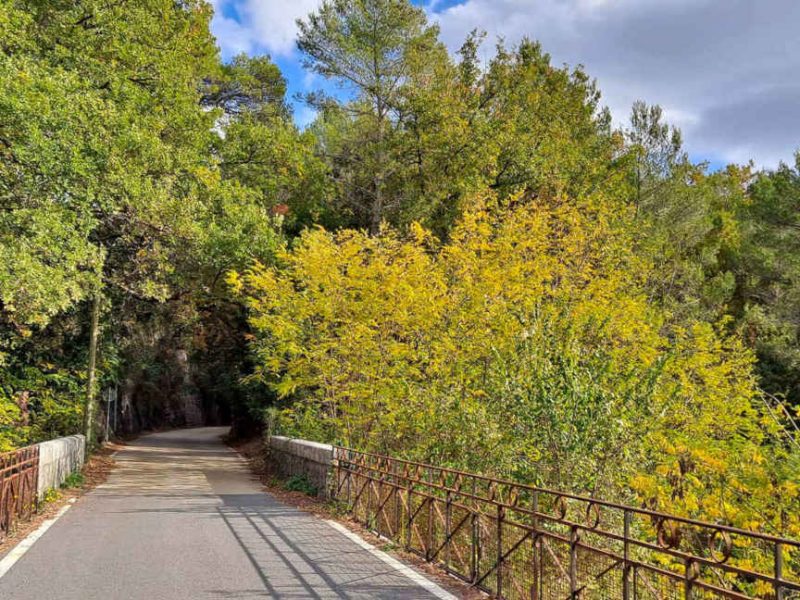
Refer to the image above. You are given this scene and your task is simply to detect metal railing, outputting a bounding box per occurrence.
[0,445,39,540]
[331,447,800,599]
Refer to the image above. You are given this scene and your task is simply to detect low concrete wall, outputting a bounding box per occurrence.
[267,436,333,497]
[36,434,85,500]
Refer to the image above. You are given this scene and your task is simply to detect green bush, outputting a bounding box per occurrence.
[60,471,84,489]
[283,474,317,496]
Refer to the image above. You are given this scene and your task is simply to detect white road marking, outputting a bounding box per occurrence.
[324,519,459,600]
[0,498,76,579]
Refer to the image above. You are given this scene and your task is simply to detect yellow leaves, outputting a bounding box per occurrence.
[408,221,430,245]
[780,480,800,500]
[235,189,798,569]
[630,474,658,498]
[192,165,220,187]
[274,377,298,398]
[225,270,243,294]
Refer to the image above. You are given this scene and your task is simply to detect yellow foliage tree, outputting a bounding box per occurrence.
[231,192,799,582]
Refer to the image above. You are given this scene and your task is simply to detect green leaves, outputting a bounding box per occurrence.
[1,3,798,568]
[737,155,800,404]
[203,54,288,119]
[0,208,102,326]
[0,0,290,448]
[298,0,475,234]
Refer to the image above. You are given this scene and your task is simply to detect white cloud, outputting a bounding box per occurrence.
[212,0,322,58]
[430,0,800,167]
[210,0,800,167]
[211,12,257,57]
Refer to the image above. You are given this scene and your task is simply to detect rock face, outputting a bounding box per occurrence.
[115,347,226,435]
[181,394,204,427]
[175,349,203,427]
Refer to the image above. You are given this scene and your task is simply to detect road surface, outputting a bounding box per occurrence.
[0,427,451,599]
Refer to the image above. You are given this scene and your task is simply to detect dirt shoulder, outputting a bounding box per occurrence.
[228,437,484,600]
[0,441,122,559]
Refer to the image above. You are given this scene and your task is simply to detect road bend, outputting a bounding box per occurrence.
[0,427,448,599]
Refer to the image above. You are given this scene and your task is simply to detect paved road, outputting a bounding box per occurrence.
[0,427,448,599]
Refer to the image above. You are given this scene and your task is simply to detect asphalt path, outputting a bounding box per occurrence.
[0,427,447,599]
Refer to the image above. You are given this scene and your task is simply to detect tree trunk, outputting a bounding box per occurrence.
[370,99,386,236]
[83,293,101,448]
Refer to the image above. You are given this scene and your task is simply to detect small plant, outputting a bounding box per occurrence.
[326,499,350,518]
[42,488,61,503]
[61,471,84,489]
[283,474,317,496]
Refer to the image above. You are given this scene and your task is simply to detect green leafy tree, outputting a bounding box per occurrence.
[626,100,684,209]
[298,0,456,233]
[736,154,800,405]
[203,54,288,119]
[0,0,289,447]
[480,39,622,203]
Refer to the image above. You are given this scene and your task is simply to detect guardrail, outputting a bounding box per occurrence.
[331,447,800,599]
[0,446,39,541]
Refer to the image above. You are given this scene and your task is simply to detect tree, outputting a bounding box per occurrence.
[202,54,288,119]
[480,39,623,203]
[736,153,800,405]
[233,191,799,588]
[298,0,446,233]
[624,103,746,323]
[626,100,684,209]
[0,0,287,446]
[624,104,800,410]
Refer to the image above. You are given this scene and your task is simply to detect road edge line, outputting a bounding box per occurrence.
[324,519,459,600]
[0,498,76,580]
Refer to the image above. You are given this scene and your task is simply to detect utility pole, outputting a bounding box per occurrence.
[83,292,102,449]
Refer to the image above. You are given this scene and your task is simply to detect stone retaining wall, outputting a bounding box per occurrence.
[267,436,333,497]
[36,434,85,500]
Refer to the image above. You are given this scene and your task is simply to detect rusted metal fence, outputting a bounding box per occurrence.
[331,447,800,599]
[0,445,39,540]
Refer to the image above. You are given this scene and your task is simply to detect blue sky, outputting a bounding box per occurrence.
[210,0,445,129]
[208,0,800,171]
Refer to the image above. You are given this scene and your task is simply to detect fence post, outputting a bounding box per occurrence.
[346,453,352,510]
[395,484,401,540]
[532,491,540,600]
[366,464,373,528]
[684,558,694,599]
[445,489,452,570]
[497,503,504,597]
[427,468,434,560]
[406,485,413,551]
[472,510,479,584]
[570,525,578,598]
[623,509,631,600]
[775,542,784,600]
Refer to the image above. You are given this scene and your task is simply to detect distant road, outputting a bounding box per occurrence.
[0,427,449,599]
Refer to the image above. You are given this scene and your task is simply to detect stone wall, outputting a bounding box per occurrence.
[267,436,333,497]
[36,434,85,500]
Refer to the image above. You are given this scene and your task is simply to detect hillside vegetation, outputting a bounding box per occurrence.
[1,0,798,571]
